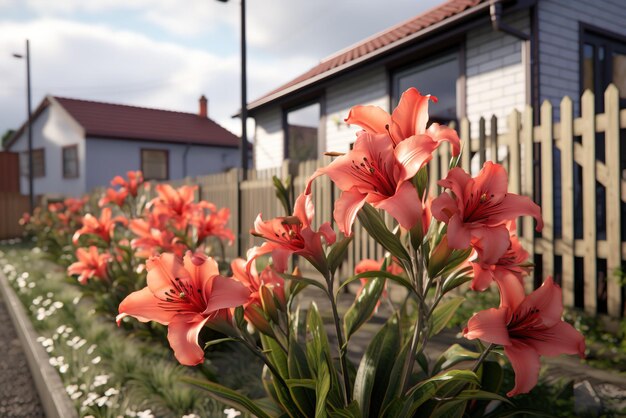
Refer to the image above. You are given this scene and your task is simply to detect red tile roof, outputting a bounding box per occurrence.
[53,97,240,147]
[249,0,485,110]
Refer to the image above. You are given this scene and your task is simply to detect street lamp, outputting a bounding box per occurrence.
[13,39,35,214]
[217,0,248,257]
[216,0,248,179]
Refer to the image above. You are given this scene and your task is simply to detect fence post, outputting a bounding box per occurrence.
[460,117,471,173]
[478,117,486,166]
[540,100,554,280]
[521,105,535,292]
[490,115,498,163]
[604,84,622,317]
[581,89,597,314]
[560,96,575,307]
[507,110,521,196]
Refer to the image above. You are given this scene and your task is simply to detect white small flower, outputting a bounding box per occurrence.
[93,374,109,387]
[59,364,69,374]
[70,391,83,400]
[95,396,108,407]
[56,325,66,334]
[91,356,101,365]
[104,388,119,397]
[27,282,35,288]
[80,366,89,373]
[224,408,242,418]
[72,296,81,305]
[46,292,53,297]
[87,344,97,354]
[66,385,78,395]
[137,409,155,418]
[53,301,63,309]
[182,414,201,418]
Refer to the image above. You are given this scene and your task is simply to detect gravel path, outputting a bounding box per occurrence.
[0,291,45,418]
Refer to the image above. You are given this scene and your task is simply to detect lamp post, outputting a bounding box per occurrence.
[217,0,248,179]
[217,0,248,257]
[13,39,35,214]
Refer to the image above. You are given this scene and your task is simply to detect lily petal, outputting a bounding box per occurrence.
[344,105,391,134]
[394,134,437,179]
[167,315,210,366]
[518,277,563,328]
[333,189,367,236]
[528,321,586,358]
[374,181,420,230]
[203,275,250,313]
[504,342,541,397]
[463,307,511,346]
[117,287,177,325]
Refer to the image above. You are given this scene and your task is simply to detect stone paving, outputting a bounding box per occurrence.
[0,292,45,418]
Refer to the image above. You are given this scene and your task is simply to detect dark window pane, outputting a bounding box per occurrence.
[393,53,458,122]
[142,149,168,180]
[583,43,594,92]
[62,146,78,178]
[286,103,319,162]
[613,52,626,99]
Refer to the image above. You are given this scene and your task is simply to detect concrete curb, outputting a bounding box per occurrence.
[0,271,78,418]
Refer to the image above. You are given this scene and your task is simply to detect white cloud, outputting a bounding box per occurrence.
[0,18,311,138]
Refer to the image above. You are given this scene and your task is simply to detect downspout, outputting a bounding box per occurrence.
[489,0,533,106]
[182,143,191,178]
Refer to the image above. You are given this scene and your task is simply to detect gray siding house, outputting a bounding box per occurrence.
[5,96,241,197]
[247,0,626,170]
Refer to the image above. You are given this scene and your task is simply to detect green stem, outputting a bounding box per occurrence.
[327,278,351,406]
[471,343,495,373]
[238,336,290,393]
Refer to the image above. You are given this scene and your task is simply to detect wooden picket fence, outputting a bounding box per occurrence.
[173,85,625,317]
[0,192,29,240]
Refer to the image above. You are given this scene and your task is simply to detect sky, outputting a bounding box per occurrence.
[0,0,444,140]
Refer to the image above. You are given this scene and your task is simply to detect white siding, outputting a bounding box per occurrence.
[8,101,87,196]
[253,108,284,170]
[538,0,626,114]
[85,138,238,191]
[466,9,529,136]
[325,68,388,153]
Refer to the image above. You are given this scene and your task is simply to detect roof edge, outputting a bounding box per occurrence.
[248,0,492,113]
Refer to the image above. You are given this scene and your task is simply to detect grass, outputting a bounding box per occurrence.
[0,241,262,418]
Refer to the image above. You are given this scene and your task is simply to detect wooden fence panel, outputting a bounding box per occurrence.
[0,193,29,239]
[174,85,625,317]
[560,96,575,308]
[604,85,622,317]
[581,90,598,314]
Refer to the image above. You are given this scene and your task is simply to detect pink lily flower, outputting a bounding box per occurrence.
[247,193,336,273]
[306,131,435,236]
[67,246,111,284]
[99,187,128,208]
[345,87,460,155]
[193,207,235,245]
[112,170,144,197]
[117,252,250,366]
[431,161,543,263]
[464,277,585,396]
[470,233,531,292]
[72,207,127,245]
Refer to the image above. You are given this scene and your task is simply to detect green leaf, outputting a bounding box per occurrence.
[441,267,473,294]
[182,377,272,418]
[357,204,410,262]
[280,273,329,294]
[203,337,237,349]
[288,337,316,416]
[327,236,353,275]
[454,389,511,404]
[432,344,480,375]
[273,175,292,215]
[315,360,331,418]
[328,401,363,418]
[343,277,386,341]
[353,314,401,418]
[428,296,465,337]
[409,369,480,396]
[285,378,317,389]
[337,270,413,295]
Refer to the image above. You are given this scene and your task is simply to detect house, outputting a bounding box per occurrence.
[247,0,626,170]
[4,95,242,196]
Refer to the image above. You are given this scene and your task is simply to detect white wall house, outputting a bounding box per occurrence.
[5,95,241,196]
[248,0,626,169]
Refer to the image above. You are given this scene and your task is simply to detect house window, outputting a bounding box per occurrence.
[581,28,626,109]
[20,148,45,178]
[392,51,459,124]
[285,102,320,162]
[62,145,79,178]
[141,149,169,180]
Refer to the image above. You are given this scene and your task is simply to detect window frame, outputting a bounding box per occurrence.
[389,47,462,125]
[21,148,45,178]
[62,144,79,179]
[579,23,626,110]
[140,148,169,181]
[282,96,324,161]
